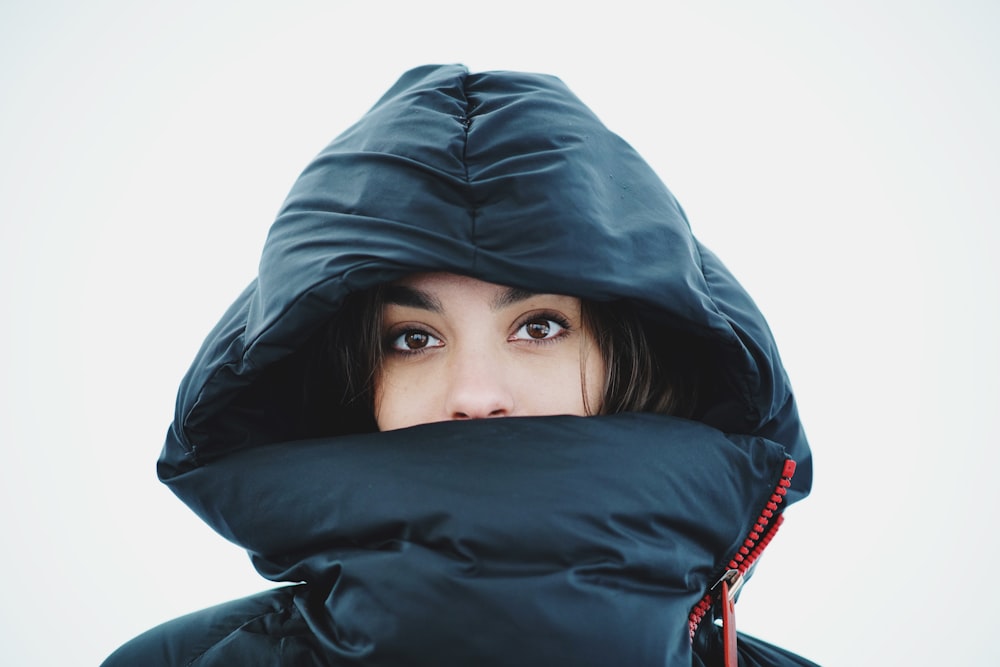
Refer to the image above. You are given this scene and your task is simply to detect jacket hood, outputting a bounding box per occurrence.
[155,64,813,664]
[160,64,811,487]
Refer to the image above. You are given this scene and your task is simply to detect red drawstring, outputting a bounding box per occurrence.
[721,578,737,667]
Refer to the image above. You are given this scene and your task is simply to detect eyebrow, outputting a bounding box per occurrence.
[383,285,443,312]
[490,286,538,310]
[382,284,540,313]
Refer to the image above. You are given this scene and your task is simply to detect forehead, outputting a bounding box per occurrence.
[387,273,580,314]
[394,272,504,295]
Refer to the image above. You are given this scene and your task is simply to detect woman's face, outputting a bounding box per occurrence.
[374,273,606,431]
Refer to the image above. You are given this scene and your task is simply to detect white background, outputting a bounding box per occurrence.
[2,1,997,664]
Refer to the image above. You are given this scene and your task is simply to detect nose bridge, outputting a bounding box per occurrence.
[445,339,514,420]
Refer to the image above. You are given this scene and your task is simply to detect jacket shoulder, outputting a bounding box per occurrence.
[100,585,329,667]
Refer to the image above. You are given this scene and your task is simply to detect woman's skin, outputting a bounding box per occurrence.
[374,273,606,431]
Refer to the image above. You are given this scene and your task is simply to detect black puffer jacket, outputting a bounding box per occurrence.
[103,64,816,666]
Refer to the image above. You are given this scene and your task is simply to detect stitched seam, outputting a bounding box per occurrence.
[460,74,477,271]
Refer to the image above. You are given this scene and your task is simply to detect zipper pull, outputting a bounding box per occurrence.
[712,569,744,667]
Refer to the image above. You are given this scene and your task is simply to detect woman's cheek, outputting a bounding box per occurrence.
[375,362,443,431]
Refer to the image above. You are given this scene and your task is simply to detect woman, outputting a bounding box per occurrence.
[102,64,816,666]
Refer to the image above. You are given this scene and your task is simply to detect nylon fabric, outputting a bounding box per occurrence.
[103,64,816,666]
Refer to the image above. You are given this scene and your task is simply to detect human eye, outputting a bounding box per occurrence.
[511,313,571,342]
[387,329,443,354]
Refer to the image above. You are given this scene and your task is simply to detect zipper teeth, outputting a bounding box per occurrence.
[687,458,797,643]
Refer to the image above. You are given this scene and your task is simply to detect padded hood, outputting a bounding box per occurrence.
[155,64,813,665]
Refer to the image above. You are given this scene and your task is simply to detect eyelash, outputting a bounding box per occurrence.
[383,311,573,356]
[384,328,442,356]
[511,311,573,344]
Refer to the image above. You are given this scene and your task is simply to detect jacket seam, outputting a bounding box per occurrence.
[185,606,286,667]
[459,73,478,272]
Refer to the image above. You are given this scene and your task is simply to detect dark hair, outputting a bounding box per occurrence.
[581,301,700,418]
[302,286,702,436]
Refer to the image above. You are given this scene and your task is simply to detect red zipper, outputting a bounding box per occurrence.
[687,458,797,654]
